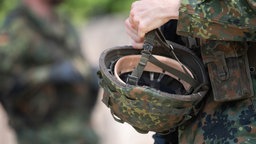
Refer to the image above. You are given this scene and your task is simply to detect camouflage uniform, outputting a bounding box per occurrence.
[176,0,256,143]
[0,4,99,144]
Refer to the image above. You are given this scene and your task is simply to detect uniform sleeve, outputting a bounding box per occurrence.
[177,0,256,41]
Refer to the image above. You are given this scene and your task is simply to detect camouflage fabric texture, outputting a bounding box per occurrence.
[179,76,256,144]
[0,5,98,144]
[98,41,209,133]
[177,0,256,41]
[200,40,254,102]
[177,0,256,143]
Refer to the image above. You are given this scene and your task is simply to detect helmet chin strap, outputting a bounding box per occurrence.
[126,30,155,85]
[126,29,199,93]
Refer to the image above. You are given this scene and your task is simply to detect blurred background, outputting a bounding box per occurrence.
[0,0,154,143]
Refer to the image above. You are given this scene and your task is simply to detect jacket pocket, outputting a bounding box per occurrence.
[200,40,254,102]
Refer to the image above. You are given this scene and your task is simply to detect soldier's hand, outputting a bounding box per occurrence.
[125,0,181,48]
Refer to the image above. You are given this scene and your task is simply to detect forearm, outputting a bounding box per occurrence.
[158,0,181,20]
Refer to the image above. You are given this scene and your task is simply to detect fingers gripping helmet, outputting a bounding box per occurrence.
[98,29,209,133]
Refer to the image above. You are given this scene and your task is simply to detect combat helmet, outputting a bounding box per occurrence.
[98,29,209,133]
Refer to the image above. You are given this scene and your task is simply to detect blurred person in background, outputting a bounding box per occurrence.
[0,0,99,143]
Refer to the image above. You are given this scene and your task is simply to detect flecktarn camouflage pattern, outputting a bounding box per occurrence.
[98,31,209,133]
[177,0,256,41]
[200,40,254,102]
[178,40,256,144]
[177,0,256,143]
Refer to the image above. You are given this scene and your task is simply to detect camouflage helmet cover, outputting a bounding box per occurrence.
[98,30,209,133]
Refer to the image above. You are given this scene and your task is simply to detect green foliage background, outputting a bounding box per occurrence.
[0,0,133,24]
[0,0,17,21]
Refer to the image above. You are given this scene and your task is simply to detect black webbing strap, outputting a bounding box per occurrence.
[127,31,156,85]
[148,55,199,88]
[126,29,199,88]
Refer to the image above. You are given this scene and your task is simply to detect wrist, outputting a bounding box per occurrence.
[161,0,181,20]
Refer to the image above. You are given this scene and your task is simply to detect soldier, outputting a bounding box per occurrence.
[125,0,256,143]
[0,0,99,143]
